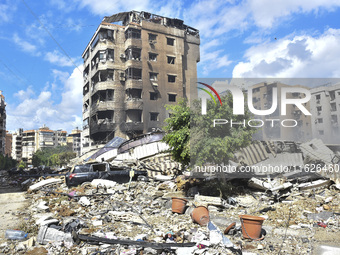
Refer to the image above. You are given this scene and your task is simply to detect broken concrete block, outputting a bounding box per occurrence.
[20,237,36,248]
[28,178,63,191]
[297,180,331,190]
[194,195,223,207]
[92,220,103,226]
[248,177,292,192]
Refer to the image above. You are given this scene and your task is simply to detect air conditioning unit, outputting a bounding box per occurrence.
[96,57,99,64]
[120,54,126,58]
[120,77,126,81]
[149,40,156,44]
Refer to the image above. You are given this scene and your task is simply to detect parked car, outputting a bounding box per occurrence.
[65,162,147,187]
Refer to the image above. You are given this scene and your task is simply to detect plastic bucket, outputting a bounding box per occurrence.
[239,215,265,240]
[191,206,209,226]
[171,197,188,214]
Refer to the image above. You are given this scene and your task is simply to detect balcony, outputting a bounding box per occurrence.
[92,60,115,72]
[82,128,89,137]
[125,38,142,49]
[90,122,116,134]
[125,59,142,69]
[122,122,144,132]
[125,99,143,110]
[83,109,90,119]
[125,79,143,89]
[90,101,115,113]
[91,81,120,95]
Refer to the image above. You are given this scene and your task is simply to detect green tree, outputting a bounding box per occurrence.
[163,94,256,167]
[163,99,191,165]
[17,160,26,169]
[32,146,76,167]
[0,154,17,169]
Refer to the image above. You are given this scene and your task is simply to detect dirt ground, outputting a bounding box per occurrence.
[0,187,28,239]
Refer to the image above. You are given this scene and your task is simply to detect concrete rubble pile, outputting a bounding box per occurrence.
[0,139,339,254]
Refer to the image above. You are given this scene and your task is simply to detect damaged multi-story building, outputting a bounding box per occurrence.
[0,91,6,155]
[310,83,340,144]
[250,82,312,142]
[81,11,200,154]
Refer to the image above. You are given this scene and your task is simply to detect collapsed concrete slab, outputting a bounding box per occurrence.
[28,178,63,192]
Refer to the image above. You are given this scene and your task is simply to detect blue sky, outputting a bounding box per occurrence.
[1,0,340,133]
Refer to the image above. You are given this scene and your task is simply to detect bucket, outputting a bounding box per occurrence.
[171,197,188,214]
[191,206,209,226]
[239,215,265,240]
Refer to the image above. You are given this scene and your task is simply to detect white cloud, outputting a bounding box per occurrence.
[75,0,150,16]
[0,1,16,23]
[7,66,83,133]
[13,33,41,56]
[14,87,35,101]
[52,69,70,84]
[50,0,77,12]
[248,0,340,28]
[44,50,76,67]
[232,28,340,78]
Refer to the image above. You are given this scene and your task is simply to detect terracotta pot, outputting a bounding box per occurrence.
[191,206,209,226]
[239,215,265,240]
[171,197,188,214]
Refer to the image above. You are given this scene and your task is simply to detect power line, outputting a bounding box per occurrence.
[21,0,82,74]
[0,59,27,89]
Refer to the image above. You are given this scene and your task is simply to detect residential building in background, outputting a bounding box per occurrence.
[81,11,200,154]
[0,91,6,155]
[310,83,340,144]
[67,128,82,156]
[5,131,12,156]
[22,125,68,164]
[250,82,312,142]
[12,128,23,161]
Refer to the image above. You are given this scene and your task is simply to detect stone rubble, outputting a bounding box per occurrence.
[0,169,339,254]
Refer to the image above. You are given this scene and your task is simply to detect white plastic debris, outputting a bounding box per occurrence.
[91,179,116,188]
[78,196,91,206]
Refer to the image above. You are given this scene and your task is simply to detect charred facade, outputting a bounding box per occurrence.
[81,11,200,153]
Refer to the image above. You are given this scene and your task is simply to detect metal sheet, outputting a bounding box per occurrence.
[254,153,304,168]
[236,142,269,165]
[300,138,334,164]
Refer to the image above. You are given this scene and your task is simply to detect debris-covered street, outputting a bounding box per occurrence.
[0,137,340,254]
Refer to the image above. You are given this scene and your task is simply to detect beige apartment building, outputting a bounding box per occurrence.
[22,126,67,164]
[81,11,200,153]
[0,91,6,155]
[250,82,312,142]
[310,83,340,144]
[67,129,82,156]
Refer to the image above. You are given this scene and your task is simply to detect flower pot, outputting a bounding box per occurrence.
[239,215,265,240]
[171,197,188,214]
[191,206,209,226]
